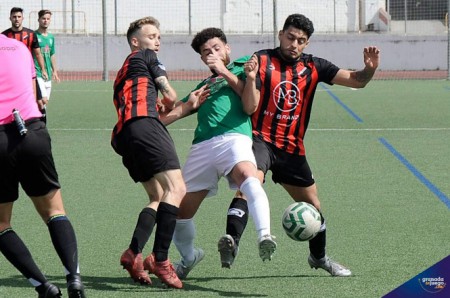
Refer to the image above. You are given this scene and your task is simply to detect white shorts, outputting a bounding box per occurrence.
[182,133,256,197]
[37,77,52,100]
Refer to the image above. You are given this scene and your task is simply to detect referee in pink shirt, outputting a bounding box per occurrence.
[0,34,86,298]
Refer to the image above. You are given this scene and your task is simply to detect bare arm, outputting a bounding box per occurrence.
[33,48,48,81]
[155,76,178,110]
[331,46,380,88]
[160,85,210,125]
[241,55,260,115]
[51,55,60,83]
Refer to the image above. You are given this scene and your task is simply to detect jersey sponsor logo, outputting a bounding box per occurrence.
[272,80,301,112]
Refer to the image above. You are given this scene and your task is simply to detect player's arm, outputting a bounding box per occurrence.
[33,47,48,81]
[206,54,244,96]
[155,75,178,110]
[160,85,209,126]
[51,54,60,83]
[331,46,380,88]
[241,54,260,115]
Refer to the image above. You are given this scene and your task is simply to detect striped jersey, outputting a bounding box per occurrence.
[252,48,339,156]
[112,49,167,137]
[1,28,40,52]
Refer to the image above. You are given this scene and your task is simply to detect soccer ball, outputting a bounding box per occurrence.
[282,202,322,241]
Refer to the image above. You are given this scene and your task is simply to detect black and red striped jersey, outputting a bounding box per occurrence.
[1,28,39,52]
[112,49,167,137]
[252,48,339,156]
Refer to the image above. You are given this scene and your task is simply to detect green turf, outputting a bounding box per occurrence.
[1,80,449,297]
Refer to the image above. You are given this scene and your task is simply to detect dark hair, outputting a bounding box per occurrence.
[126,16,160,47]
[10,7,23,15]
[38,9,52,18]
[282,14,314,38]
[191,27,227,54]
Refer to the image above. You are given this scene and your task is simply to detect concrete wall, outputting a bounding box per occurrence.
[56,34,447,72]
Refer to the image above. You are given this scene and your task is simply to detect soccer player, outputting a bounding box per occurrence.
[2,7,48,82]
[35,9,60,102]
[156,28,276,280]
[239,13,380,277]
[112,16,207,289]
[0,34,85,298]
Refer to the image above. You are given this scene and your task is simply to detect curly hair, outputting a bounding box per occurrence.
[191,27,227,54]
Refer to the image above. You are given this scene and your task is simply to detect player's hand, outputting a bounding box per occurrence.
[53,71,61,83]
[244,54,258,80]
[42,70,49,81]
[37,98,48,110]
[187,85,210,111]
[206,54,227,76]
[363,46,380,70]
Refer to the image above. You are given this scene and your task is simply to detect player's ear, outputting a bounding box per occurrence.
[130,36,139,49]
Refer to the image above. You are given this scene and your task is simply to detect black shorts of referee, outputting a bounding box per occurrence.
[0,118,60,203]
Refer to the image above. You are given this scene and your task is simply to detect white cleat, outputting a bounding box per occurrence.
[258,234,277,262]
[308,254,352,277]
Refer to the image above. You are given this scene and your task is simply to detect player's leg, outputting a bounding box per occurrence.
[171,190,208,279]
[275,154,351,277]
[229,161,276,262]
[148,168,185,288]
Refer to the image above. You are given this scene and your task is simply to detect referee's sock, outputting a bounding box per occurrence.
[47,215,80,275]
[0,228,48,286]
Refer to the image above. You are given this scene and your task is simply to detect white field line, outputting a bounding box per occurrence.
[49,127,450,132]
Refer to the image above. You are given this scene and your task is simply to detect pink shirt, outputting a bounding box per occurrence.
[0,34,41,124]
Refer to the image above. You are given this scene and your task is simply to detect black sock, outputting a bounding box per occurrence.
[309,213,326,259]
[226,197,248,246]
[152,202,178,262]
[47,215,79,275]
[0,229,47,284]
[130,207,157,254]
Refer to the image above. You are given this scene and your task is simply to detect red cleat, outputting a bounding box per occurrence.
[143,253,156,275]
[153,259,183,289]
[120,248,152,285]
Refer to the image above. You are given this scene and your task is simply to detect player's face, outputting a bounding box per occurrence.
[199,37,231,68]
[133,24,161,52]
[278,26,309,62]
[38,13,52,30]
[10,12,24,30]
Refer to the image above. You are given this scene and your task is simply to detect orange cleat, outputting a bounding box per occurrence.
[120,248,152,285]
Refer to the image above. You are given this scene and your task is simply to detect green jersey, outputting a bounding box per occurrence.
[34,31,55,79]
[182,56,252,144]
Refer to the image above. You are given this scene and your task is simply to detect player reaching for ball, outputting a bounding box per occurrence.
[231,13,380,276]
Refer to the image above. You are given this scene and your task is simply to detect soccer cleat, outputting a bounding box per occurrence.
[308,254,352,277]
[174,248,205,280]
[66,274,86,298]
[217,234,239,268]
[153,259,183,289]
[258,234,277,261]
[143,253,156,275]
[120,248,152,285]
[36,282,62,298]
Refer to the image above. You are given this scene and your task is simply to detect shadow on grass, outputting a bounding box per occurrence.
[0,273,332,296]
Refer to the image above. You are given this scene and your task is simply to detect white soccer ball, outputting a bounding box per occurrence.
[282,202,322,241]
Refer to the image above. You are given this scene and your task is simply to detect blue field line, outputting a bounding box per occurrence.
[319,83,363,123]
[379,137,450,209]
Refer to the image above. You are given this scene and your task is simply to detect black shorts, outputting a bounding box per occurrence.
[252,135,315,187]
[0,119,60,203]
[113,117,181,183]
